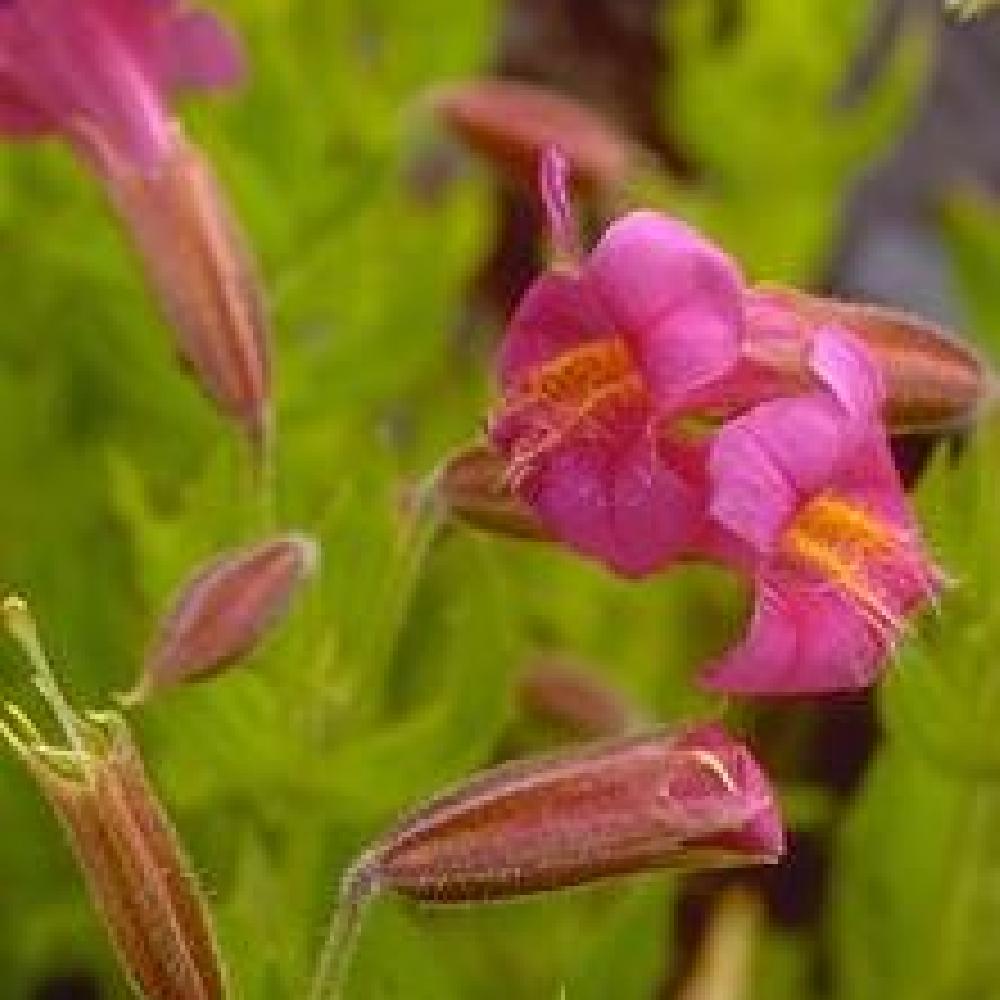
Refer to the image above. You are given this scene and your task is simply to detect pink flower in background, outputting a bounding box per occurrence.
[0,0,244,171]
[702,329,942,695]
[489,148,746,576]
[0,1,272,448]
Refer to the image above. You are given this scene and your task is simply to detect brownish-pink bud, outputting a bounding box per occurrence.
[127,532,319,703]
[309,724,782,999]
[353,724,784,905]
[429,79,634,196]
[1,597,225,1000]
[517,655,642,739]
[92,125,272,448]
[434,442,548,542]
[747,285,994,433]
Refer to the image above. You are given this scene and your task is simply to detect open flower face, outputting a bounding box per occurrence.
[0,0,244,170]
[703,330,943,694]
[489,150,747,576]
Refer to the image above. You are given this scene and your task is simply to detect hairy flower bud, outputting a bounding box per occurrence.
[429,80,633,196]
[95,128,272,448]
[356,724,783,903]
[435,442,549,541]
[0,597,225,1000]
[308,725,782,999]
[128,533,319,703]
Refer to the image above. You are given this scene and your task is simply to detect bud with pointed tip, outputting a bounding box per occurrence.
[435,442,549,541]
[429,80,633,197]
[0,597,226,1000]
[128,533,319,703]
[745,285,994,434]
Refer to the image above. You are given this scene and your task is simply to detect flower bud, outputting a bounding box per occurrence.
[128,533,319,703]
[356,723,783,905]
[0,597,225,1000]
[309,724,782,1000]
[435,442,549,541]
[747,285,993,433]
[94,127,272,449]
[429,80,633,196]
[517,656,641,739]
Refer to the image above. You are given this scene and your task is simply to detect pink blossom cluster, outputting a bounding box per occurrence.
[490,149,942,695]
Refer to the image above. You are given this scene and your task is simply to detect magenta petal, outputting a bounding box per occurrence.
[163,10,246,91]
[810,327,885,420]
[528,433,702,577]
[709,395,848,553]
[0,0,173,168]
[633,301,741,413]
[497,271,616,388]
[833,431,912,530]
[702,578,884,695]
[586,211,744,409]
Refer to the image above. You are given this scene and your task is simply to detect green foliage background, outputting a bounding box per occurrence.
[0,1,996,997]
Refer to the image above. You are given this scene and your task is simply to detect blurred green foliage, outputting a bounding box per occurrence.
[0,1,997,998]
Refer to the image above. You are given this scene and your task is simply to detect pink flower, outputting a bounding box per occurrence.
[0,0,244,171]
[702,329,942,694]
[489,149,746,576]
[0,2,272,447]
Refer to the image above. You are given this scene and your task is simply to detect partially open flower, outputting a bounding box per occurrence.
[489,148,746,576]
[703,330,943,694]
[127,533,320,704]
[0,1,271,447]
[0,597,225,1000]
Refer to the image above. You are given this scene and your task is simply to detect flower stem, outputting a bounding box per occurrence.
[308,865,376,1000]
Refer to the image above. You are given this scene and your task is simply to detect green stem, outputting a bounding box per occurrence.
[307,867,375,1000]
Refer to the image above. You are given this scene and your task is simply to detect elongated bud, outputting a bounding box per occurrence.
[434,442,548,541]
[747,285,994,433]
[309,724,782,999]
[356,724,783,904]
[1,597,225,1000]
[127,533,319,703]
[677,889,760,1000]
[90,124,272,449]
[517,656,642,739]
[428,80,633,196]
